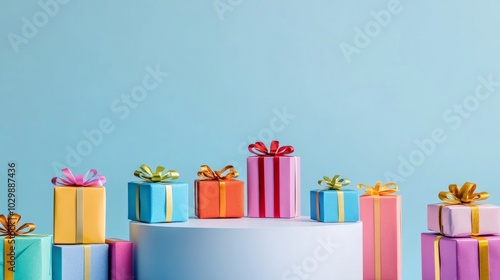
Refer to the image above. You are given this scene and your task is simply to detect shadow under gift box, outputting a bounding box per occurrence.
[53,186,106,244]
[106,238,133,280]
[0,235,52,280]
[52,244,108,280]
[247,156,300,218]
[421,233,500,280]
[310,189,359,222]
[427,203,500,237]
[194,179,244,218]
[128,182,188,223]
[360,195,402,280]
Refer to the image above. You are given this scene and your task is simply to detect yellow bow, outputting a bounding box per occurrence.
[197,165,239,180]
[438,182,489,204]
[0,213,35,236]
[357,181,398,196]
[318,175,350,190]
[134,164,179,182]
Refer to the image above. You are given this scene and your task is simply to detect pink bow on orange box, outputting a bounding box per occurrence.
[52,168,106,187]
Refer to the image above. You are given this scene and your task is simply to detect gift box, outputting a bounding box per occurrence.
[421,233,500,280]
[427,182,499,237]
[52,168,106,244]
[105,238,133,280]
[128,165,188,223]
[195,165,244,218]
[247,141,300,218]
[310,174,359,223]
[52,244,108,280]
[0,214,52,280]
[358,182,401,280]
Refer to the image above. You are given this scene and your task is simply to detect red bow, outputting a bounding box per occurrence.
[248,140,294,156]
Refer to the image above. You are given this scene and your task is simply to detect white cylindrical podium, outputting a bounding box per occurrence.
[130,217,362,280]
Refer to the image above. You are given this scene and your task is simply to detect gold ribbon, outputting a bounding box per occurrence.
[357,182,398,280]
[197,165,239,218]
[84,245,91,280]
[0,213,36,280]
[134,164,179,221]
[76,187,83,243]
[316,175,350,222]
[433,235,442,280]
[438,182,488,236]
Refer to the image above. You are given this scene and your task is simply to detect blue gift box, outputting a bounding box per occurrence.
[52,244,108,280]
[128,181,188,223]
[310,189,359,222]
[0,235,52,280]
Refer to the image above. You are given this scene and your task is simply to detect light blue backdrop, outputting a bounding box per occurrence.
[2,0,500,279]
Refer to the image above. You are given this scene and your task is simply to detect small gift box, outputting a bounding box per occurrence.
[105,238,133,280]
[247,141,300,218]
[195,165,244,218]
[0,214,52,280]
[52,243,108,280]
[427,182,500,237]
[421,233,500,280]
[310,174,359,222]
[52,168,106,244]
[128,164,188,223]
[358,182,402,280]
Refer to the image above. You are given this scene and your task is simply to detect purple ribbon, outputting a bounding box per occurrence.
[51,168,106,187]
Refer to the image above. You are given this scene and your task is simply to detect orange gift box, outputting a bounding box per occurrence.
[194,165,244,218]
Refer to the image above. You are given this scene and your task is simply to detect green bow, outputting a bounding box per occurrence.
[318,175,350,190]
[134,164,179,182]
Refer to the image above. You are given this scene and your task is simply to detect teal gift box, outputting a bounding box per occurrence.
[52,244,108,280]
[128,182,188,223]
[310,189,360,222]
[0,235,52,280]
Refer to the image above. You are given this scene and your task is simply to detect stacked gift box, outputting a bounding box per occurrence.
[52,168,133,280]
[421,182,500,279]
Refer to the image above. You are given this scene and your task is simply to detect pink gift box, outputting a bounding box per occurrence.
[427,203,500,237]
[421,233,500,280]
[360,195,402,280]
[247,156,300,218]
[106,238,134,280]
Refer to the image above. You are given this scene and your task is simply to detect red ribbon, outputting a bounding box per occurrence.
[51,168,106,186]
[249,141,294,217]
[248,141,294,156]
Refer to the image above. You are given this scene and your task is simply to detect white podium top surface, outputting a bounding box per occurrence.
[130,216,360,229]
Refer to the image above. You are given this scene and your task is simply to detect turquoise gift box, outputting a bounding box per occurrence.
[310,189,360,222]
[52,244,108,280]
[0,235,52,280]
[128,182,189,223]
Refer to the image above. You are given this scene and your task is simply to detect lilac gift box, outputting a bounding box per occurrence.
[421,233,500,280]
[427,203,500,237]
[247,156,300,218]
[106,238,134,280]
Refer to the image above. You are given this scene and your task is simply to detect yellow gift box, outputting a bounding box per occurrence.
[52,168,106,244]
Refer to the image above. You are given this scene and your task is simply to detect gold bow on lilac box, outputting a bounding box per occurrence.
[0,213,36,280]
[316,175,350,222]
[134,164,180,222]
[197,165,238,217]
[438,182,489,236]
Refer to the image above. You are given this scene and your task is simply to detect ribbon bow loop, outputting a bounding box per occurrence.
[439,182,489,204]
[318,174,350,190]
[52,168,106,187]
[357,181,398,196]
[248,140,294,156]
[198,165,239,180]
[134,164,179,183]
[0,213,35,236]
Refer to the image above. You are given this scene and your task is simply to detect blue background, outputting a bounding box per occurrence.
[2,0,500,279]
